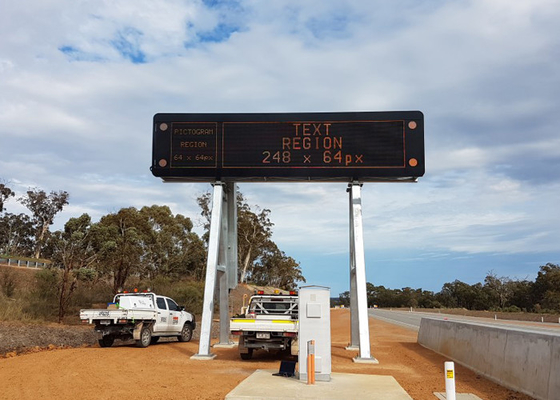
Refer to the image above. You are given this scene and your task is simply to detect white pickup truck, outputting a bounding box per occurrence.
[80,291,196,348]
[230,292,298,360]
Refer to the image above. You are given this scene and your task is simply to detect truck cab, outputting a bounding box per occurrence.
[112,293,188,334]
[231,291,298,359]
[245,293,298,319]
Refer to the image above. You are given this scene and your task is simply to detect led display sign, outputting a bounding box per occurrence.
[151,111,424,182]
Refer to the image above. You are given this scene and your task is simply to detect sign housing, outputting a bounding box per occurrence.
[151,111,424,182]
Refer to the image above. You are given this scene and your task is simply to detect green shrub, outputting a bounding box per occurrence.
[503,305,522,313]
[23,268,59,321]
[144,276,173,295]
[143,276,205,315]
[168,281,205,315]
[0,267,207,322]
[65,280,114,321]
[0,295,33,321]
[0,268,17,298]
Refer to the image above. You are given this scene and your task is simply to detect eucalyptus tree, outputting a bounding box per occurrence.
[0,182,15,213]
[19,188,69,259]
[0,213,34,256]
[198,190,274,283]
[237,201,274,283]
[92,207,150,293]
[437,280,486,310]
[532,263,560,312]
[484,272,513,309]
[140,205,206,280]
[251,243,305,290]
[49,214,96,322]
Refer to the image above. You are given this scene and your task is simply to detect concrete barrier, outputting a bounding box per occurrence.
[418,318,560,400]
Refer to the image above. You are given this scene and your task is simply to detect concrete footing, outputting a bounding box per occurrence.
[190,353,217,360]
[352,356,379,364]
[213,342,236,348]
[434,393,483,400]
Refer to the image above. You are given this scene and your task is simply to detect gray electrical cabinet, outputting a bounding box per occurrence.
[298,285,331,382]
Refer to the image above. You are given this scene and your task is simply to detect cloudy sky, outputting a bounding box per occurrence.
[1,0,559,296]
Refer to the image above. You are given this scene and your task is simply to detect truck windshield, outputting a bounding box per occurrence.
[249,299,298,315]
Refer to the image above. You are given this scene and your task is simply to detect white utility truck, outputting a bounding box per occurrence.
[80,291,196,348]
[230,291,298,360]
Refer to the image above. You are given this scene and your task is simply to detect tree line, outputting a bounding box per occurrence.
[0,181,305,322]
[337,265,560,313]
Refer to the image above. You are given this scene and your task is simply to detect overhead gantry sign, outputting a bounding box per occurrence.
[151,111,425,362]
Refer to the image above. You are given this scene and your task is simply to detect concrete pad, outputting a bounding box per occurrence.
[353,356,379,364]
[213,342,237,348]
[434,393,483,400]
[190,353,217,360]
[225,369,413,400]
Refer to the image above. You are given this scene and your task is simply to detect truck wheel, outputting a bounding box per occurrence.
[240,348,253,360]
[136,326,152,348]
[98,336,114,348]
[178,322,193,342]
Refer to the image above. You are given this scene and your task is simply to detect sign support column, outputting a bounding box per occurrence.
[192,182,238,359]
[347,182,378,363]
[216,182,237,347]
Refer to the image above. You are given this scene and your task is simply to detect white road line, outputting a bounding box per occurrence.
[368,312,420,331]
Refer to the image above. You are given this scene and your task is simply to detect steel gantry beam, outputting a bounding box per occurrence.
[192,182,238,360]
[347,183,378,363]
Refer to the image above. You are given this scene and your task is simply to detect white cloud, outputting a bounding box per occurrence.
[1,0,559,293]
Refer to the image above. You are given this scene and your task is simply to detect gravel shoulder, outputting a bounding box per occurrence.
[0,317,217,358]
[0,321,97,356]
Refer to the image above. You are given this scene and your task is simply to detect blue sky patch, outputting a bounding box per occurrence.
[202,0,240,9]
[58,45,103,62]
[111,27,146,64]
[197,23,239,43]
[202,0,220,7]
[59,45,79,57]
[306,14,352,40]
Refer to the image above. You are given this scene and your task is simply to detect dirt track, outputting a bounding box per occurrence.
[0,309,531,400]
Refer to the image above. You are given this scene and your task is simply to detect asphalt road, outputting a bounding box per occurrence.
[369,308,560,336]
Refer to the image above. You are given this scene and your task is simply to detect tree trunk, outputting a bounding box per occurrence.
[240,246,252,283]
[34,223,49,259]
[58,279,67,323]
[58,258,76,323]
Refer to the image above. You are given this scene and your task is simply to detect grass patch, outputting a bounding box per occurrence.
[0,296,35,322]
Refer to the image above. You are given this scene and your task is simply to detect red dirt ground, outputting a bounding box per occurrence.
[0,309,532,400]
